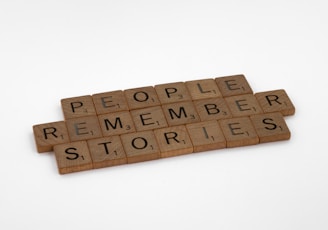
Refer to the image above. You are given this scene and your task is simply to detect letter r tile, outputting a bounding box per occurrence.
[154,125,193,158]
[33,121,70,153]
[255,89,295,116]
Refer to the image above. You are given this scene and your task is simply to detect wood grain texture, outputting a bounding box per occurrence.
[185,79,222,100]
[124,86,160,110]
[33,121,70,153]
[250,112,291,143]
[215,74,253,97]
[255,89,295,116]
[54,141,93,174]
[33,74,296,174]
[225,94,263,117]
[186,120,226,152]
[61,95,96,119]
[87,136,127,169]
[154,125,193,158]
[92,90,129,114]
[121,131,160,164]
[155,82,192,104]
[219,117,259,148]
[66,116,102,141]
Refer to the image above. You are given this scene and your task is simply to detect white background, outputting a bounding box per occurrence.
[1,1,327,229]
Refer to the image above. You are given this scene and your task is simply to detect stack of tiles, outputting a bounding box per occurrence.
[33,75,295,174]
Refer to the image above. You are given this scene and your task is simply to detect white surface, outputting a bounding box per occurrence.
[1,1,327,229]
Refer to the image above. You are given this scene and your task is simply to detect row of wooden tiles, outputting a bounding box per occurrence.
[61,75,257,119]
[33,90,295,153]
[54,112,291,174]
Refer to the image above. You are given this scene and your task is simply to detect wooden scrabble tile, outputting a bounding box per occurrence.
[185,79,222,100]
[92,90,129,114]
[219,117,259,148]
[65,116,102,141]
[130,106,168,131]
[121,131,160,164]
[215,74,253,97]
[98,111,136,136]
[154,125,193,158]
[54,141,93,174]
[186,120,226,152]
[193,98,232,121]
[33,121,70,153]
[250,112,291,143]
[87,136,127,169]
[225,94,263,117]
[162,101,200,126]
[155,82,192,104]
[124,86,160,110]
[61,95,96,119]
[255,89,295,116]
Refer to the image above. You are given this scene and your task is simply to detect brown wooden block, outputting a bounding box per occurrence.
[162,101,200,126]
[154,125,193,158]
[185,79,222,100]
[92,90,129,114]
[250,112,291,143]
[255,89,295,116]
[186,120,226,152]
[215,74,253,97]
[61,95,96,119]
[121,131,160,164]
[130,106,168,131]
[54,141,93,174]
[66,116,102,141]
[98,111,136,136]
[87,136,127,169]
[33,121,70,153]
[225,94,263,117]
[155,82,192,104]
[124,86,160,109]
[219,117,259,148]
[193,98,232,121]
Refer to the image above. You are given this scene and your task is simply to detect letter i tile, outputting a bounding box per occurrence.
[186,120,226,152]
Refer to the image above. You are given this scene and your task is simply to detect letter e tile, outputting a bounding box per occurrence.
[186,120,226,152]
[219,117,259,148]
